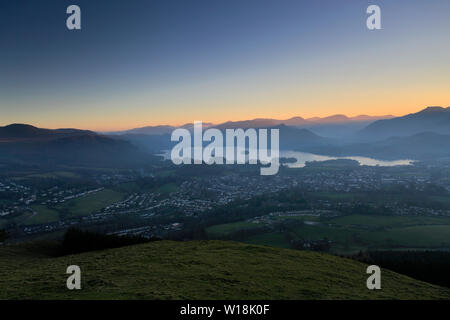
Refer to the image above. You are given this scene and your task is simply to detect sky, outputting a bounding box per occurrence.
[1,0,450,131]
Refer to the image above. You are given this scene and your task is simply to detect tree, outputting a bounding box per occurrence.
[0,229,8,242]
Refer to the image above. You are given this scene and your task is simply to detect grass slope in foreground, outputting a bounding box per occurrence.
[1,240,449,300]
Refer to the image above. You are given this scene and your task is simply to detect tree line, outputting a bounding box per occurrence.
[352,250,450,288]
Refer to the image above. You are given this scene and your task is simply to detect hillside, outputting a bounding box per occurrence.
[274,125,333,150]
[338,131,450,160]
[0,124,150,167]
[1,240,449,299]
[0,124,94,141]
[359,107,450,140]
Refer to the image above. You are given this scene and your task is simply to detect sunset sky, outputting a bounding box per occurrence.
[1,0,449,131]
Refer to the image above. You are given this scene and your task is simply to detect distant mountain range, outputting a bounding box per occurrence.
[110,124,333,153]
[106,114,393,135]
[108,123,215,136]
[359,107,450,140]
[306,114,394,124]
[1,107,449,167]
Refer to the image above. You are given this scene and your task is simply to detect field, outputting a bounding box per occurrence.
[0,189,126,228]
[429,196,450,206]
[206,221,261,237]
[0,207,60,229]
[329,214,450,228]
[155,169,176,177]
[154,182,179,195]
[206,214,450,254]
[12,171,82,181]
[26,206,60,225]
[0,240,449,299]
[360,225,450,248]
[53,189,125,218]
[245,232,291,248]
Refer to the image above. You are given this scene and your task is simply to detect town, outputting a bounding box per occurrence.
[1,158,449,245]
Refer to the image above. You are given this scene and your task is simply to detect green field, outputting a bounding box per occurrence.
[0,189,125,227]
[244,232,291,248]
[205,214,450,254]
[309,192,358,200]
[429,196,450,206]
[291,224,351,242]
[54,189,125,218]
[206,215,321,238]
[155,169,176,177]
[271,214,321,222]
[0,240,449,299]
[206,221,262,237]
[330,214,450,228]
[0,207,60,228]
[0,212,32,228]
[360,225,450,248]
[25,205,60,225]
[26,171,81,179]
[11,171,82,181]
[154,183,179,195]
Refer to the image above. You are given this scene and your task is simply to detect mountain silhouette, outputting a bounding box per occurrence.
[108,114,393,135]
[0,124,94,141]
[359,107,450,140]
[342,131,450,160]
[0,124,148,167]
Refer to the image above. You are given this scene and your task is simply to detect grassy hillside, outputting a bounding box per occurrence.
[0,240,449,300]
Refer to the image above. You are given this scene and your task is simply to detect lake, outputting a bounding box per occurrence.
[157,149,414,167]
[280,151,414,168]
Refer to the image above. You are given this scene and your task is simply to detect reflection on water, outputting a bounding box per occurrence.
[280,151,414,168]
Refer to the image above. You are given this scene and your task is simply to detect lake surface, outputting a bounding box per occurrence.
[157,149,414,167]
[280,151,414,168]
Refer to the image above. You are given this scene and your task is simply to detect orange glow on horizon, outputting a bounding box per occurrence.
[5,103,448,132]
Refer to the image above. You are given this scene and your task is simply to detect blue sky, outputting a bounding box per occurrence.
[1,0,449,130]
